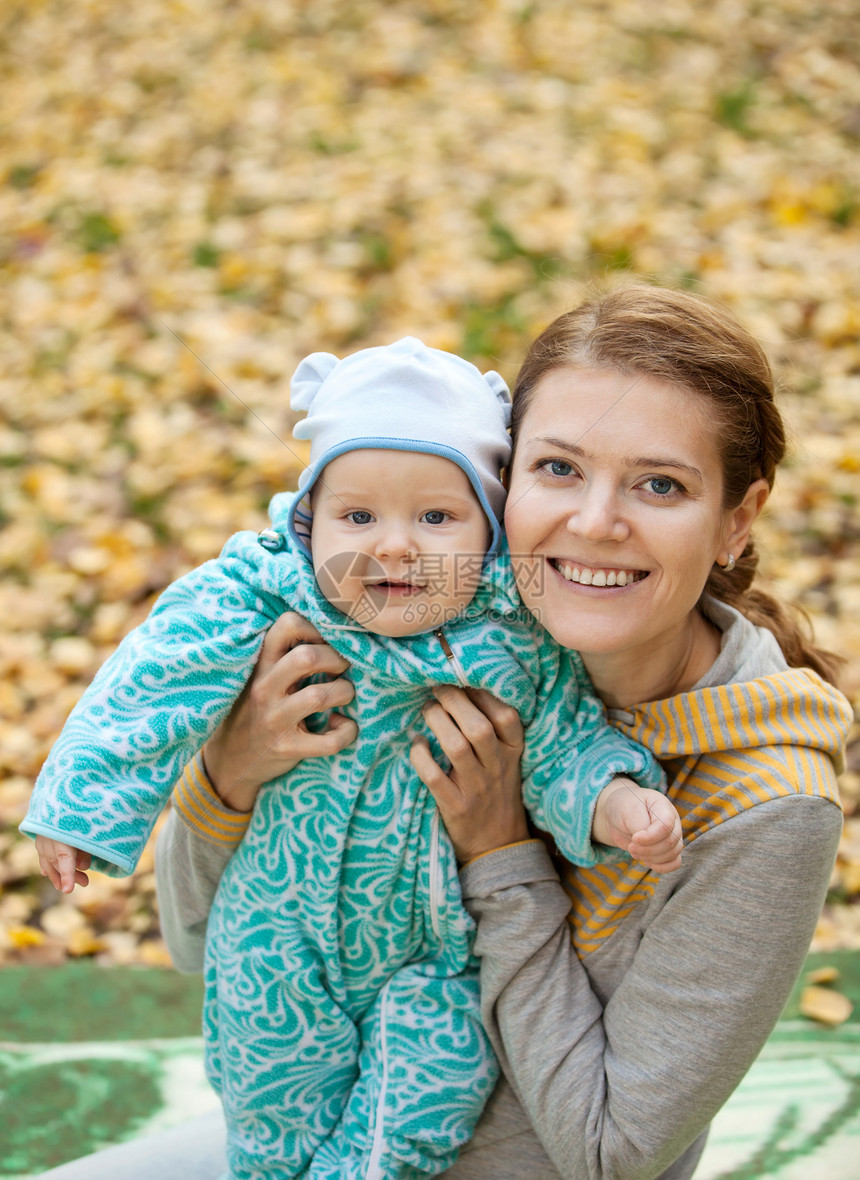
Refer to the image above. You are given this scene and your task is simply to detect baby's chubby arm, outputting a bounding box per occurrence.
[519,645,670,869]
[592,777,683,874]
[21,531,292,877]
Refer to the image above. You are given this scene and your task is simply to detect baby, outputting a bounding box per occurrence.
[23,338,680,1180]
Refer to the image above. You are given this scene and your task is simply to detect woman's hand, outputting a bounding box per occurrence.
[203,612,357,813]
[410,685,528,864]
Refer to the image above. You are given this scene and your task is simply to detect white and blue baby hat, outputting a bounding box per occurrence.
[285,337,512,555]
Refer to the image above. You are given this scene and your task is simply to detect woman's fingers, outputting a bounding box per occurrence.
[428,685,523,766]
[255,665,355,731]
[202,612,356,808]
[257,611,326,661]
[462,687,524,750]
[287,710,359,760]
[248,610,356,745]
[414,687,530,864]
[422,698,483,775]
[409,734,452,795]
[256,614,351,696]
[319,711,359,752]
[253,611,352,709]
[214,669,356,795]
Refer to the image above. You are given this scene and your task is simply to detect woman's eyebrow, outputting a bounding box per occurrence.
[634,458,703,479]
[526,437,703,479]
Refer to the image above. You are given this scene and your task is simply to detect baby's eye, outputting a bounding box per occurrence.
[422,510,449,525]
[346,510,374,525]
[644,477,677,496]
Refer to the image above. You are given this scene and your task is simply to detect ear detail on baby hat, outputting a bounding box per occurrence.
[290,352,340,413]
[484,370,512,426]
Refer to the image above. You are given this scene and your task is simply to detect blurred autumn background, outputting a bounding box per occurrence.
[1,0,858,967]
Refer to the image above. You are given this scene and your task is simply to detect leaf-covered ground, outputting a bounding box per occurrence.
[1,0,858,964]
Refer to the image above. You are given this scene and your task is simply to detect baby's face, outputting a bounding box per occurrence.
[310,449,490,637]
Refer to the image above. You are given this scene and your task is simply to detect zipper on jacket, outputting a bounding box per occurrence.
[429,628,467,944]
[365,978,393,1179]
[429,809,443,940]
[434,629,468,687]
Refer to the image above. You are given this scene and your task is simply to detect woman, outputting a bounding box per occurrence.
[42,286,851,1179]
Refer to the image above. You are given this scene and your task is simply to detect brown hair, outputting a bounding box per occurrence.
[511,284,842,685]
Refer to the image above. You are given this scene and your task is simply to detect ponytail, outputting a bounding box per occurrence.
[706,541,844,686]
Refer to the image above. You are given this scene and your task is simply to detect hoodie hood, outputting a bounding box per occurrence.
[615,668,852,775]
[608,596,852,773]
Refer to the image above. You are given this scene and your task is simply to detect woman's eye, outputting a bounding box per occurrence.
[546,459,573,477]
[645,477,677,496]
[422,510,449,525]
[346,510,373,525]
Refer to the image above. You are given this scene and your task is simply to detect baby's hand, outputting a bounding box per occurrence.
[34,836,92,893]
[593,777,683,874]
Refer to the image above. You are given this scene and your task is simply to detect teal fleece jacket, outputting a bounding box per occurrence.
[22,491,664,1180]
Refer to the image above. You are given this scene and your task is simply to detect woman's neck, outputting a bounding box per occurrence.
[582,608,722,710]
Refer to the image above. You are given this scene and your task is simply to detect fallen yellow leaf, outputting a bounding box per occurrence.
[66,928,107,957]
[805,965,840,986]
[800,985,853,1026]
[6,925,46,948]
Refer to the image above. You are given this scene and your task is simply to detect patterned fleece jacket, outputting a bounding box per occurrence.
[21,491,664,1180]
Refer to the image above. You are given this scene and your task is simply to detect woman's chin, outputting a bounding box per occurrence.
[538,614,633,658]
[522,572,649,656]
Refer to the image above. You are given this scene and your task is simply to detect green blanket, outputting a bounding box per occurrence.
[2,954,858,1179]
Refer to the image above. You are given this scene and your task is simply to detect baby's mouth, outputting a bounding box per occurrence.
[550,558,647,587]
[366,580,424,596]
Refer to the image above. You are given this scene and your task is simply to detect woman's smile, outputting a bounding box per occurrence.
[549,559,648,587]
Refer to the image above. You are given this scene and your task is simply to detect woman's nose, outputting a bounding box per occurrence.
[566,487,630,543]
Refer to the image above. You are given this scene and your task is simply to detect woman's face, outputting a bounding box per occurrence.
[505,366,745,662]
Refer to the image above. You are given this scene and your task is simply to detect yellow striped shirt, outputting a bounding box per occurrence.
[172,753,253,845]
[562,669,850,957]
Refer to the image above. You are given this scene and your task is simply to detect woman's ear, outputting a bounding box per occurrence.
[721,478,770,561]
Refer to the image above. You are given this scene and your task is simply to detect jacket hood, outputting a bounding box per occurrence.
[284,336,511,559]
[615,669,853,775]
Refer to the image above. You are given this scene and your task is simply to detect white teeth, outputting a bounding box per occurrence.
[554,561,639,587]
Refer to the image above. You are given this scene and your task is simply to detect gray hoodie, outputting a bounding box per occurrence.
[155,599,850,1179]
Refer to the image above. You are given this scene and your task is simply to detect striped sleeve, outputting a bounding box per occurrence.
[171,753,252,846]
